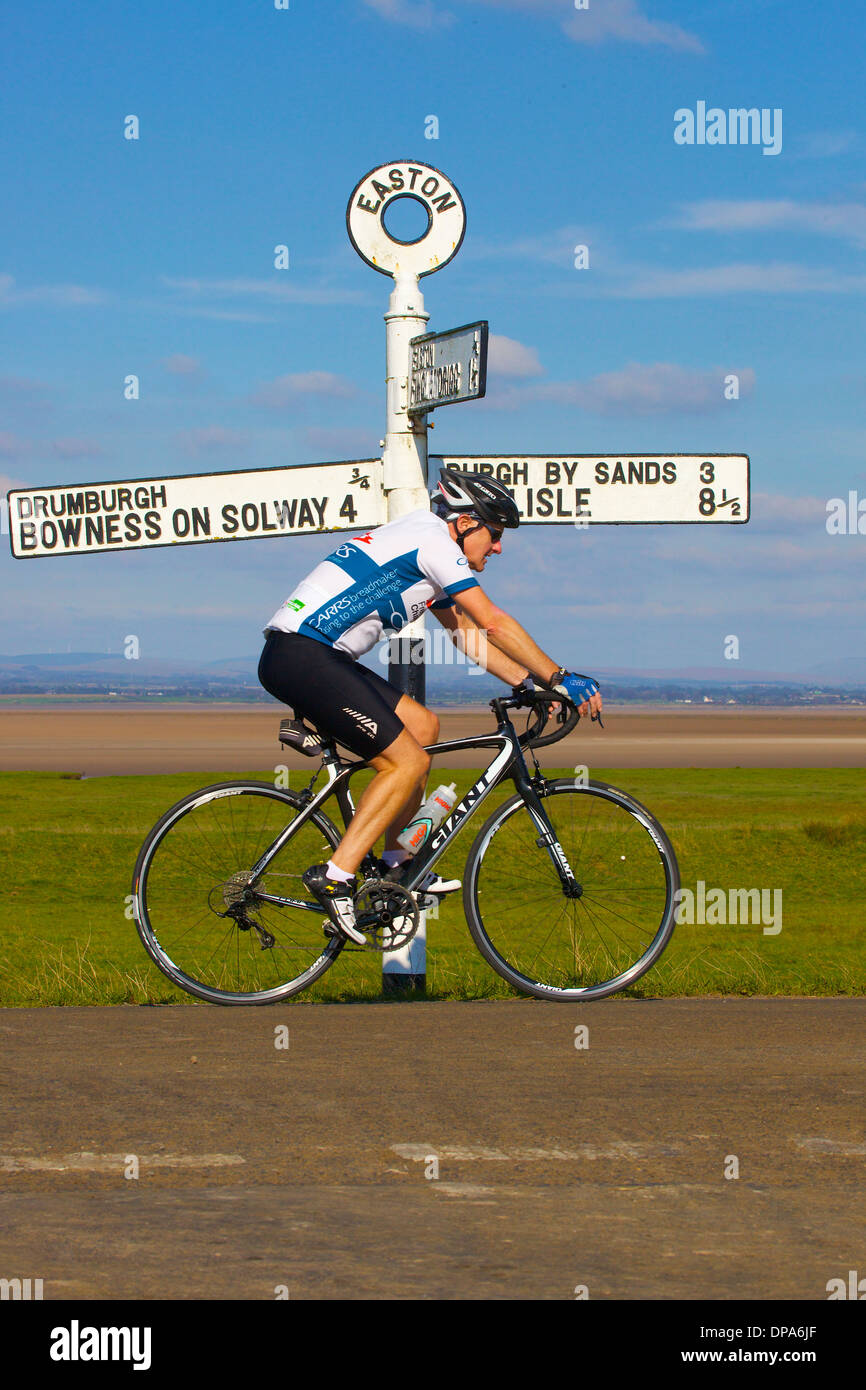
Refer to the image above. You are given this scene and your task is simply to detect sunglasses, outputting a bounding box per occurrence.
[485,526,503,544]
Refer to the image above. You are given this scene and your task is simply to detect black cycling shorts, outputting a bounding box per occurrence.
[258,630,405,758]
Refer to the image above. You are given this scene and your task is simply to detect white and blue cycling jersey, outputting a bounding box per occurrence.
[264,509,479,659]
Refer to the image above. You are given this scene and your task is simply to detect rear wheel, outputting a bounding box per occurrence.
[464,779,679,1000]
[133,782,344,1004]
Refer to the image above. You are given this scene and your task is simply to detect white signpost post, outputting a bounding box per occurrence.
[345,160,470,992]
[6,156,750,996]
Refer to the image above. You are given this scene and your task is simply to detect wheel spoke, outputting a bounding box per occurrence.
[135,785,343,1003]
[468,783,676,999]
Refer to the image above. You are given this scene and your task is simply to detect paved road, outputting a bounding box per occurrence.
[1,999,863,1300]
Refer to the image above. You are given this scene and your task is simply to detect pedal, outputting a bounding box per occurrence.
[321,918,367,946]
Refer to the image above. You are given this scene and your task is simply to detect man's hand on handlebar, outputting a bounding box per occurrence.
[511,677,561,731]
[572,681,603,722]
[547,669,603,724]
[512,675,560,711]
[511,672,604,732]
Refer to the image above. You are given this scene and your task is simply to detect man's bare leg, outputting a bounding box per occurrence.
[383,694,440,851]
[330,696,440,875]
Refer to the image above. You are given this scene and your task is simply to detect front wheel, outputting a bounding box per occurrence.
[132,781,345,1004]
[464,779,679,1001]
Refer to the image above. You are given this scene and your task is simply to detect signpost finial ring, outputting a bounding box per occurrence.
[346,160,466,278]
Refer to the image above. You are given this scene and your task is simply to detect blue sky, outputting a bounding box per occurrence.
[1,0,864,677]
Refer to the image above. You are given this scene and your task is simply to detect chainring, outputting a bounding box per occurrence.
[354,879,420,953]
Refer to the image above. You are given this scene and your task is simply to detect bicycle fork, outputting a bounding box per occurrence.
[507,735,583,901]
[526,795,584,898]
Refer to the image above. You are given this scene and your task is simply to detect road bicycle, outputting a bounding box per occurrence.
[132,689,679,1005]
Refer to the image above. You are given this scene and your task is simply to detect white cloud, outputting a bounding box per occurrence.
[561,0,705,51]
[0,273,105,307]
[531,362,755,415]
[363,0,455,28]
[491,519,866,629]
[793,130,858,160]
[0,433,33,460]
[0,376,53,403]
[251,372,358,409]
[748,492,828,531]
[671,199,866,249]
[474,230,866,302]
[164,306,279,324]
[161,277,367,306]
[649,532,866,588]
[611,262,866,298]
[465,225,589,266]
[382,0,706,51]
[50,439,105,460]
[488,334,544,378]
[304,426,380,457]
[177,427,250,456]
[162,354,203,376]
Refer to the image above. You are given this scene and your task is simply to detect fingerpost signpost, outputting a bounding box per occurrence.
[7,158,750,995]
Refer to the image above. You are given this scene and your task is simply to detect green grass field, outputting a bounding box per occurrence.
[0,766,863,1005]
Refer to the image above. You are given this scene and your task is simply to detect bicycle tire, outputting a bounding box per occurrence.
[133,781,345,1005]
[463,778,679,1001]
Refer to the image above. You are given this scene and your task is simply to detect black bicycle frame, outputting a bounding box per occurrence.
[250,698,580,912]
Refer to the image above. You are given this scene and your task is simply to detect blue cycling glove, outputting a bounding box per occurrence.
[552,671,600,706]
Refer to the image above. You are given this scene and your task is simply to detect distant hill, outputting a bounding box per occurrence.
[0,651,864,705]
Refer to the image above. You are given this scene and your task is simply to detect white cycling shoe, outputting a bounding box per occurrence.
[417,871,461,895]
[375,859,460,908]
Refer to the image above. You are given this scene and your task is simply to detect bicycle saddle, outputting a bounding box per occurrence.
[278,715,325,757]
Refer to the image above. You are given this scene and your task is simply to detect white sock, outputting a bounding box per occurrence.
[326,859,354,883]
[383,849,410,868]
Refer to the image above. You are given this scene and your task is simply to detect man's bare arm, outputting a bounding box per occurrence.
[451,587,560,685]
[432,605,528,685]
[447,586,603,720]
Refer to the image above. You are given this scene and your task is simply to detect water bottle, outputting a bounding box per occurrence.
[397,783,458,855]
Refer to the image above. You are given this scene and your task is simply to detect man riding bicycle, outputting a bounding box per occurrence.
[258,468,602,944]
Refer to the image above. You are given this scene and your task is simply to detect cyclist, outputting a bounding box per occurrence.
[258,468,602,943]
